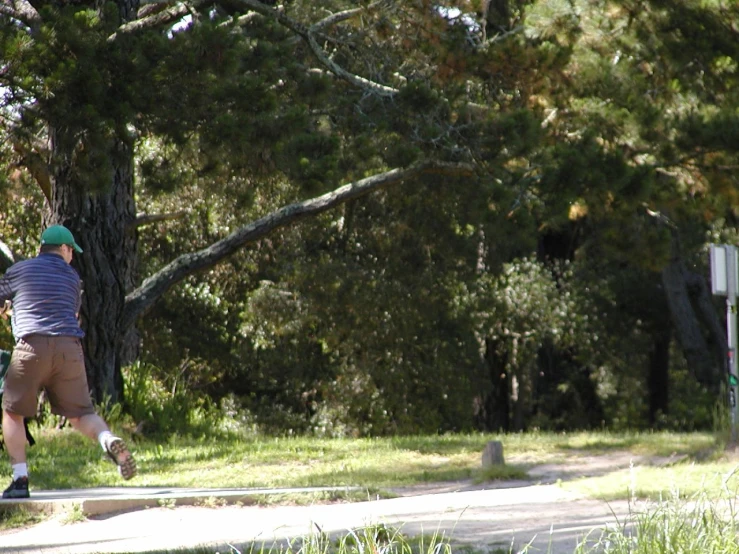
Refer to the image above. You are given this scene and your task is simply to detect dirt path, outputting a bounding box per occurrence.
[0,484,632,554]
[0,450,671,554]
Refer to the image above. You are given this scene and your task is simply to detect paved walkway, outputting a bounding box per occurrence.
[0,482,633,554]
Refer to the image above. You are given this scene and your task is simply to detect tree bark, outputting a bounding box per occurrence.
[647,331,670,425]
[686,268,729,364]
[478,337,510,431]
[661,233,722,393]
[49,138,138,404]
[43,0,142,404]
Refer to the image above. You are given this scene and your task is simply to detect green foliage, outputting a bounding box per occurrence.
[3,0,738,436]
[458,256,605,430]
[659,362,716,432]
[465,257,577,345]
[233,176,500,435]
[123,361,227,437]
[280,131,342,192]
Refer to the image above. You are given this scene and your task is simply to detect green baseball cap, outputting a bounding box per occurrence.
[40,225,83,253]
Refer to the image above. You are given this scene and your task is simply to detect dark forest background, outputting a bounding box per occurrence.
[1,0,737,436]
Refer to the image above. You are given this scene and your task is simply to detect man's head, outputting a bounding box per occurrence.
[40,225,83,263]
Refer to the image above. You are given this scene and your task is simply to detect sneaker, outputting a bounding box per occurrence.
[2,476,29,499]
[105,437,137,480]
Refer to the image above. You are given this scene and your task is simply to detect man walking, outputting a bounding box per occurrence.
[0,224,136,499]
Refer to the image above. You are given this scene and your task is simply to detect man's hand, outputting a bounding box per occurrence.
[0,300,12,320]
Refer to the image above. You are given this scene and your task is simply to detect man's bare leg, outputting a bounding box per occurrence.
[69,414,137,480]
[2,410,30,498]
[68,413,109,441]
[2,410,27,465]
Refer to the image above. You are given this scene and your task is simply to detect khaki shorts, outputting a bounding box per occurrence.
[2,335,95,418]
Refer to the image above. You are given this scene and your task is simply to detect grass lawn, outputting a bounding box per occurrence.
[1,428,732,501]
[3,429,739,553]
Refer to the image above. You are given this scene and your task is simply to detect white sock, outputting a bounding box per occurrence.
[97,430,114,451]
[12,463,28,480]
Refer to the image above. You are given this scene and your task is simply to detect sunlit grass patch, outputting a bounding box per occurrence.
[564,459,739,502]
[59,502,87,524]
[0,429,735,551]
[112,435,498,489]
[576,488,739,554]
[133,524,468,554]
[0,429,724,497]
[535,430,717,458]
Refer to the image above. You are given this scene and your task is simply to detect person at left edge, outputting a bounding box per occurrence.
[0,225,136,499]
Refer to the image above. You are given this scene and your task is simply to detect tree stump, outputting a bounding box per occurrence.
[482,440,505,467]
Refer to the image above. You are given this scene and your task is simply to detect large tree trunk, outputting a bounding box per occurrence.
[48,137,138,404]
[661,229,723,394]
[476,337,510,431]
[44,0,142,405]
[647,331,670,425]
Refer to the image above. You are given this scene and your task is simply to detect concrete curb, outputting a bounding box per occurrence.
[0,486,365,517]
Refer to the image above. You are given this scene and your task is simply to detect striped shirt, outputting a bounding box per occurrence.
[0,253,84,341]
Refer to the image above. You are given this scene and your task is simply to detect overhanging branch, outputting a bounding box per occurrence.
[108,2,192,41]
[121,160,474,328]
[129,210,188,228]
[238,0,491,115]
[0,0,41,28]
[11,141,52,202]
[311,5,371,31]
[239,0,398,97]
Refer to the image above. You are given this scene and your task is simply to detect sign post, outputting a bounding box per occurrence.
[710,244,739,443]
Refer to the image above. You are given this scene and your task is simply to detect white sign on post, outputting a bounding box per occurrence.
[710,244,739,444]
[711,245,729,296]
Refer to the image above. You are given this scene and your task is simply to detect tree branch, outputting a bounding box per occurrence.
[11,141,52,202]
[239,0,399,97]
[310,6,366,31]
[0,4,16,19]
[122,160,474,328]
[137,1,172,19]
[108,1,191,42]
[0,0,41,28]
[225,11,259,28]
[129,210,188,228]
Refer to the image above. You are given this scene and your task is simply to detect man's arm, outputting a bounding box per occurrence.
[0,300,11,321]
[0,275,14,304]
